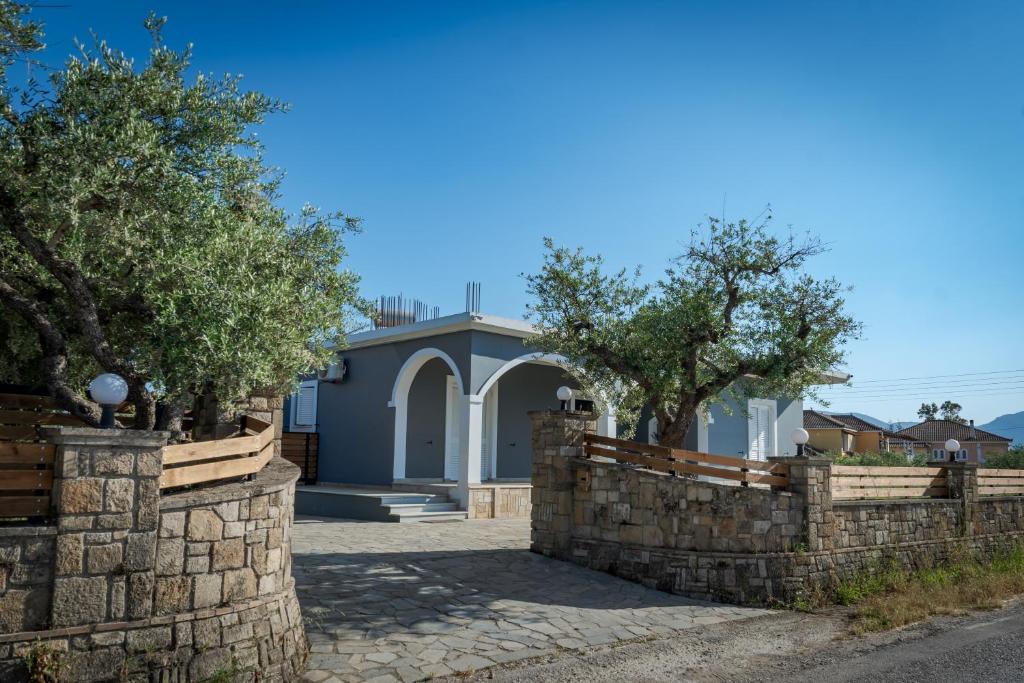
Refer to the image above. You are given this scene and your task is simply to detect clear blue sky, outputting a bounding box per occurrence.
[29,1,1024,425]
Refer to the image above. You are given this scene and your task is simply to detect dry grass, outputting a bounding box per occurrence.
[833,544,1024,634]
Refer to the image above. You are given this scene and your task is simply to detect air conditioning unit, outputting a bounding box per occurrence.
[318,358,348,383]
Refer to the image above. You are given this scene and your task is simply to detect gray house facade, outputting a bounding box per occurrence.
[289,311,845,515]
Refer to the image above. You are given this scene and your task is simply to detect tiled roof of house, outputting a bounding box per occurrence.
[828,414,908,441]
[895,420,1013,443]
[803,410,912,442]
[803,410,853,430]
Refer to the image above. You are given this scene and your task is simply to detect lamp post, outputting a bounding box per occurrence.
[792,428,810,457]
[88,373,128,429]
[945,438,961,463]
[556,386,573,411]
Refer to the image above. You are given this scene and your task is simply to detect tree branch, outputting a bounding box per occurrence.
[0,275,101,426]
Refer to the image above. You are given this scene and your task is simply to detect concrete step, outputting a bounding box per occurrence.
[295,486,465,522]
[388,509,469,523]
[385,502,459,513]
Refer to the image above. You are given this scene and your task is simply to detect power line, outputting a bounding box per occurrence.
[844,369,1024,384]
[820,378,1024,395]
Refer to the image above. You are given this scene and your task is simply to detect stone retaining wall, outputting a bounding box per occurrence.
[0,527,54,633]
[530,409,1024,605]
[467,484,532,519]
[0,428,306,682]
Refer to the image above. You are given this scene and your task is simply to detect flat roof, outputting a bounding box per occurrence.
[338,312,852,386]
[343,312,536,350]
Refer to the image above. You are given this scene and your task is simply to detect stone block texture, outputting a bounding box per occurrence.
[0,425,305,682]
[467,484,532,519]
[530,411,1024,605]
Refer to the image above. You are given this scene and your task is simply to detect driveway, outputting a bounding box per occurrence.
[291,517,773,682]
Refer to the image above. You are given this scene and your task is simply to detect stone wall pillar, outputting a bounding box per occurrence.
[529,410,594,559]
[44,427,169,628]
[193,390,284,456]
[944,462,979,535]
[771,456,834,551]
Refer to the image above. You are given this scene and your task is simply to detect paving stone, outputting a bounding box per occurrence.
[291,517,774,680]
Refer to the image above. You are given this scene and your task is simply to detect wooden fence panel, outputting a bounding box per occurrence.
[978,469,1024,496]
[160,417,277,490]
[831,465,948,500]
[583,434,789,489]
[0,392,61,519]
[281,432,317,483]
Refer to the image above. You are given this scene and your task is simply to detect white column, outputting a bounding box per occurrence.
[390,400,406,481]
[596,403,617,437]
[454,394,484,510]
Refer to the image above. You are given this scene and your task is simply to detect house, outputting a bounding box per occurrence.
[893,419,1012,463]
[802,410,918,455]
[287,307,848,520]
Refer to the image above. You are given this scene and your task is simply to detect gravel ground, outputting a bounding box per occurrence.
[448,599,1024,682]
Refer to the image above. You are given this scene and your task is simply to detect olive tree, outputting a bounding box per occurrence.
[0,7,366,430]
[525,215,861,447]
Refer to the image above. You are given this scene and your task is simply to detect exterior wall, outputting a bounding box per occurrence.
[833,500,961,547]
[920,440,1010,463]
[317,329,572,486]
[316,332,471,485]
[569,461,803,553]
[852,431,885,453]
[466,484,532,519]
[0,528,54,633]
[0,429,306,682]
[626,392,801,458]
[806,428,844,453]
[531,411,1024,605]
[405,358,449,478]
[495,363,573,479]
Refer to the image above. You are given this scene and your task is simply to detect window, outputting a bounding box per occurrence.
[956,449,968,462]
[290,380,318,432]
[932,448,944,460]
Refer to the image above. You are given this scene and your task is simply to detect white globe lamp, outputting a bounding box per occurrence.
[89,373,128,428]
[792,428,810,457]
[944,438,961,463]
[556,386,573,410]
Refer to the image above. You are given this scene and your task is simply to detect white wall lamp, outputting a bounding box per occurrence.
[791,428,810,457]
[556,386,573,411]
[945,438,961,463]
[89,373,128,429]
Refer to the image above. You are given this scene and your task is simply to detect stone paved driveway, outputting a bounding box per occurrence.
[292,517,772,683]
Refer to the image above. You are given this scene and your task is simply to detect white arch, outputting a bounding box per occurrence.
[474,352,570,399]
[389,348,465,480]
[473,352,616,437]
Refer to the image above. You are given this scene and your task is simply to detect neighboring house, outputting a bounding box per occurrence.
[286,309,849,516]
[802,410,918,455]
[893,419,1012,463]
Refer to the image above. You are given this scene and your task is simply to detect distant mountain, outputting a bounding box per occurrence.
[978,412,1024,446]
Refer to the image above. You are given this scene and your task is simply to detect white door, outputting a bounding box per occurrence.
[444,376,460,480]
[747,400,775,461]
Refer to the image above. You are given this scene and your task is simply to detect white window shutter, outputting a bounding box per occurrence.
[294,381,318,427]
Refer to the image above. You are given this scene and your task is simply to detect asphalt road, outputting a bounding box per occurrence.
[780,606,1024,683]
[456,600,1024,683]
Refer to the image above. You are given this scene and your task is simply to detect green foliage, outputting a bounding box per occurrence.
[0,5,367,426]
[832,544,1024,634]
[22,641,65,683]
[917,400,966,423]
[524,214,861,445]
[982,446,1024,470]
[830,451,928,467]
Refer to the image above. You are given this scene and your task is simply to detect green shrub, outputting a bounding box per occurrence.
[982,446,1024,469]
[829,451,928,467]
